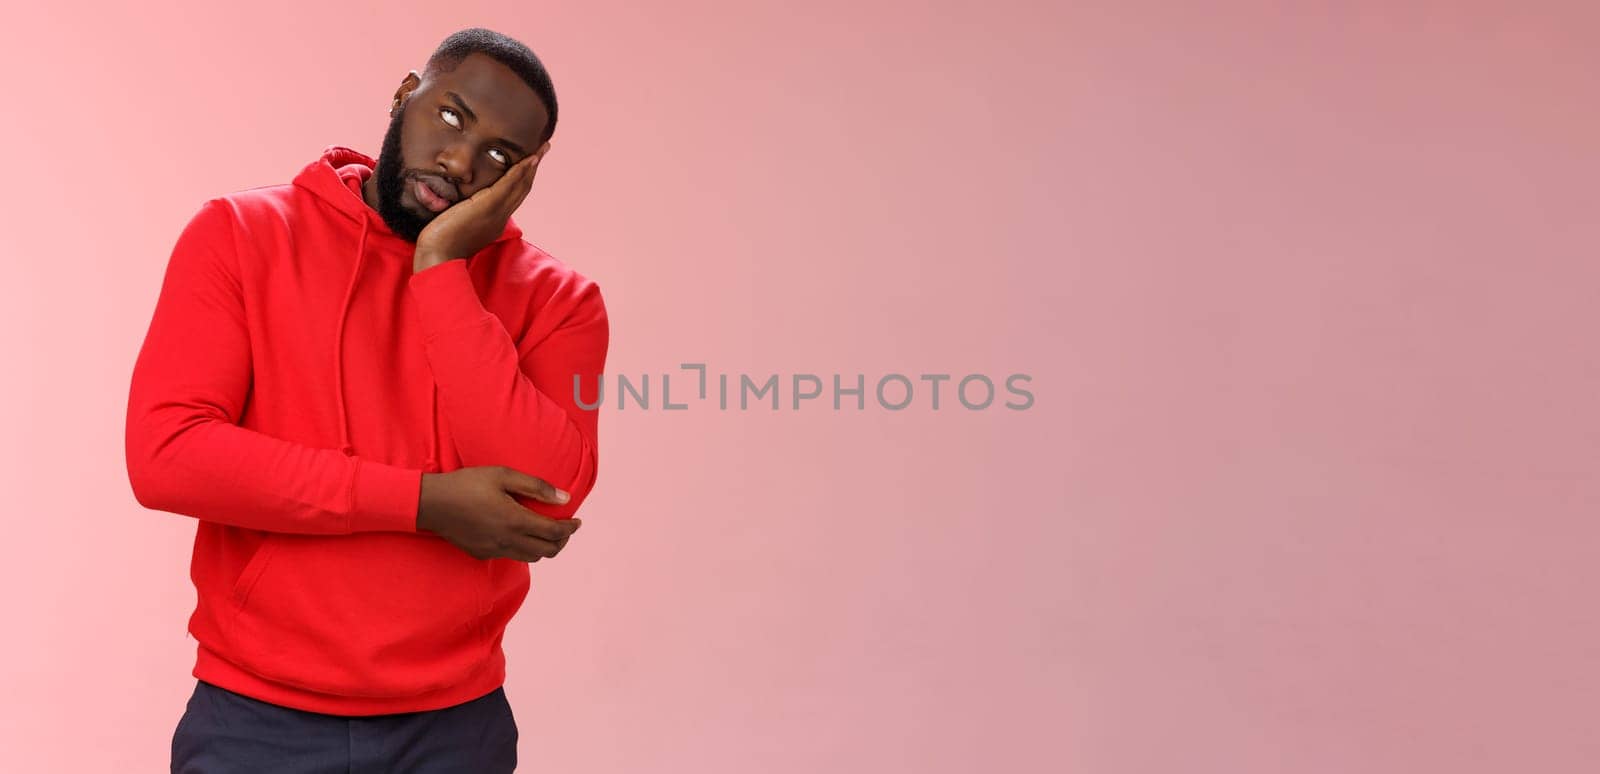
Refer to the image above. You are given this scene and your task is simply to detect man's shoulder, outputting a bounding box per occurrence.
[172,183,301,246]
[198,182,308,224]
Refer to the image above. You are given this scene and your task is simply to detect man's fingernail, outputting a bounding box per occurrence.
[554,489,570,503]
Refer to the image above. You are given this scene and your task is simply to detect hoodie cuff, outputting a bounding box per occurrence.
[349,457,422,533]
[408,259,495,339]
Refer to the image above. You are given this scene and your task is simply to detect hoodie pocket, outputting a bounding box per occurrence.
[221,532,493,699]
[229,535,281,607]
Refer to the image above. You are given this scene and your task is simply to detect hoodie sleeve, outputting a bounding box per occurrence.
[125,199,422,535]
[406,259,608,519]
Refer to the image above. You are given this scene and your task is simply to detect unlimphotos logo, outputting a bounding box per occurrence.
[574,364,1034,411]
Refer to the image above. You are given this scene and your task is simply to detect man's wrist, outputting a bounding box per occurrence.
[417,472,439,533]
[413,249,448,272]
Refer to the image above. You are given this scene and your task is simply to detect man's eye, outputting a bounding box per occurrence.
[488,148,509,165]
[440,107,461,128]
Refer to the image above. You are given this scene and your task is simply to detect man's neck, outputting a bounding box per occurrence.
[360,173,382,214]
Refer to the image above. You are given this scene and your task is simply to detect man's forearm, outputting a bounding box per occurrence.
[126,395,423,535]
[405,259,607,518]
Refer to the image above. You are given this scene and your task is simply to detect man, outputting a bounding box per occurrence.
[124,27,608,773]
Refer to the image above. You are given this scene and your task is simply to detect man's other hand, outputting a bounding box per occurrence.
[417,465,581,562]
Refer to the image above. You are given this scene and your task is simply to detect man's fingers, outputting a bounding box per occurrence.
[525,141,550,171]
[515,508,578,542]
[503,151,544,214]
[506,177,534,214]
[555,523,578,550]
[497,532,562,563]
[469,156,532,212]
[506,151,541,186]
[500,467,569,505]
[464,146,546,213]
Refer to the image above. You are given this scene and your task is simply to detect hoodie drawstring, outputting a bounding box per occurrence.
[333,219,367,458]
[334,216,441,472]
[426,380,438,472]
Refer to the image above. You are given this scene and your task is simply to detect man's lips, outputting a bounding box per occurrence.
[411,175,458,213]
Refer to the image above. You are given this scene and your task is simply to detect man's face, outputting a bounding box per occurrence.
[369,53,550,242]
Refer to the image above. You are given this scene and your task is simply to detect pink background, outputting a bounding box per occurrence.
[3,1,1598,771]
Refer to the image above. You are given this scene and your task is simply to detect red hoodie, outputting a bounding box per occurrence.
[125,145,609,715]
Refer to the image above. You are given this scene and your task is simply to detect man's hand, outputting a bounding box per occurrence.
[413,141,551,272]
[416,464,581,563]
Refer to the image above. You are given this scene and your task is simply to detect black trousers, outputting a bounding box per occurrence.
[170,679,518,773]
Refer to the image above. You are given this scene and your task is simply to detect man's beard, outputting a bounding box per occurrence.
[371,105,434,243]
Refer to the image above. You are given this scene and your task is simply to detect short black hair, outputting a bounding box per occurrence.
[425,27,559,145]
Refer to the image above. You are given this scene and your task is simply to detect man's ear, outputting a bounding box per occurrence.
[391,71,422,111]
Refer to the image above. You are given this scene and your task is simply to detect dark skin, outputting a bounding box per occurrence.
[359,54,576,564]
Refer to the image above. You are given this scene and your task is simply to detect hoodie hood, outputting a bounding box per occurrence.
[290,145,524,473]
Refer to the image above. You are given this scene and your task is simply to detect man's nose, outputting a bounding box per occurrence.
[435,143,475,187]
